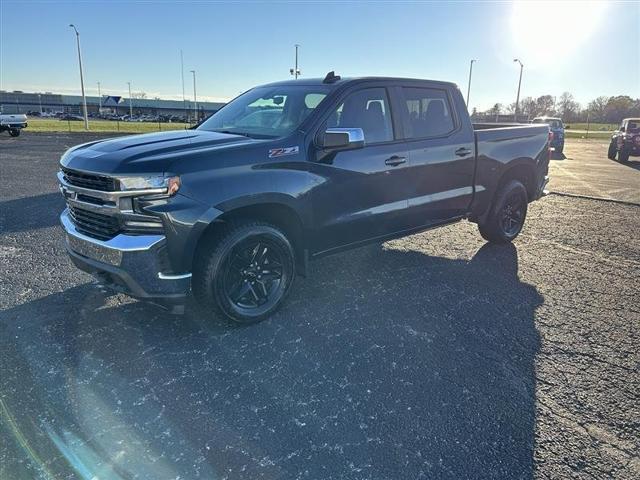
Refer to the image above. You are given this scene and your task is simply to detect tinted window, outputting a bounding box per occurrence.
[533,119,562,128]
[402,87,455,138]
[327,88,394,144]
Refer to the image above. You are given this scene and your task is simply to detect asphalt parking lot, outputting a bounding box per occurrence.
[1,133,639,479]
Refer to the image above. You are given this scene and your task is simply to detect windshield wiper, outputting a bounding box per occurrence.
[213,129,253,138]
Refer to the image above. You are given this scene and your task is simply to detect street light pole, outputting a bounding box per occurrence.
[466,59,476,108]
[190,70,197,122]
[38,94,42,114]
[180,50,187,121]
[69,24,89,130]
[290,44,301,79]
[97,82,102,110]
[513,58,524,122]
[127,81,133,118]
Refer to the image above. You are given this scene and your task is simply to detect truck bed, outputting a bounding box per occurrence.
[469,123,551,220]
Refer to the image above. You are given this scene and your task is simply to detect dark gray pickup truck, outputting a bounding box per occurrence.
[58,73,551,323]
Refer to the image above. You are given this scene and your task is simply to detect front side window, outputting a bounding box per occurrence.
[198,85,330,138]
[627,121,639,133]
[326,88,394,144]
[401,87,455,138]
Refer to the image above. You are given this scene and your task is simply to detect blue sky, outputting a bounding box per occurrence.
[1,0,638,111]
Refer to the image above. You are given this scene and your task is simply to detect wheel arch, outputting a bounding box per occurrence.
[496,161,537,202]
[193,199,309,276]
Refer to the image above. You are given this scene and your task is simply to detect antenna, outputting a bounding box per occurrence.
[323,71,341,84]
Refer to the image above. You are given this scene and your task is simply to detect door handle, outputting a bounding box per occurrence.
[455,147,472,157]
[385,155,406,166]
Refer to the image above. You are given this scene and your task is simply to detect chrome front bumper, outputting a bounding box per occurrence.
[61,209,191,301]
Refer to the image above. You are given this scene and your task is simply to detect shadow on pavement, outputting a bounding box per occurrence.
[619,159,640,171]
[1,242,543,479]
[0,193,65,235]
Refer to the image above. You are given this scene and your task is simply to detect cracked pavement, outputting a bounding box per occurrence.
[1,133,638,479]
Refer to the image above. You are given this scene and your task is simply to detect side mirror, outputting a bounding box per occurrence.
[620,127,625,132]
[319,128,365,151]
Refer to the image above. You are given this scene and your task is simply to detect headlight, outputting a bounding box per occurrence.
[117,175,181,196]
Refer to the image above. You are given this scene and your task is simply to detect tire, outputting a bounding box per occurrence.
[618,148,630,163]
[607,142,617,160]
[9,128,20,137]
[192,221,296,324]
[556,143,564,155]
[478,180,528,244]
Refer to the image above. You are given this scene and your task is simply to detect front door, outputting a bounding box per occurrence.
[310,87,412,253]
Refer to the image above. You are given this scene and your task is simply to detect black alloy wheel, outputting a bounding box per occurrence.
[478,179,528,244]
[223,238,286,312]
[193,221,295,323]
[500,190,526,237]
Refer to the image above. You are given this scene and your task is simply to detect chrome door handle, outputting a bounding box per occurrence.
[455,147,472,157]
[385,155,406,166]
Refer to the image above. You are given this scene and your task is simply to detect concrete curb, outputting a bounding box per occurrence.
[548,191,640,208]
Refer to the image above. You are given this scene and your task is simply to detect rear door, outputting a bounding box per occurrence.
[396,85,476,225]
[310,86,412,253]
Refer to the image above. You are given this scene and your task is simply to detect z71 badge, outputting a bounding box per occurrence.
[269,146,299,158]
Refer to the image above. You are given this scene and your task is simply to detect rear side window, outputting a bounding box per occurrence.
[401,87,455,138]
[326,88,394,144]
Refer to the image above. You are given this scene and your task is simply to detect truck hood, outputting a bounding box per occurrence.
[60,129,259,174]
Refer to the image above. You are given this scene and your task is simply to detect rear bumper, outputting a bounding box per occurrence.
[61,209,191,303]
[534,175,550,201]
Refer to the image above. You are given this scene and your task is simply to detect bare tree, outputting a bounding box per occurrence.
[535,95,555,116]
[131,92,147,99]
[557,92,580,121]
[586,96,609,122]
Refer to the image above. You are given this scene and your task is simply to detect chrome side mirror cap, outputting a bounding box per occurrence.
[319,128,365,150]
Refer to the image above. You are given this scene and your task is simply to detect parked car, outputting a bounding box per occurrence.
[58,73,551,323]
[0,112,28,136]
[532,116,564,154]
[59,114,84,121]
[608,118,640,163]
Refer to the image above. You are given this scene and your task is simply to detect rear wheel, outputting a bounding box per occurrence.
[556,143,564,155]
[607,142,617,160]
[193,221,296,324]
[9,128,20,137]
[478,180,528,244]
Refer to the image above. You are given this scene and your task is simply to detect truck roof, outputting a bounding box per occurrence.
[260,76,459,90]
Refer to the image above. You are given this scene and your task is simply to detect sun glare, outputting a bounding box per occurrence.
[510,0,607,69]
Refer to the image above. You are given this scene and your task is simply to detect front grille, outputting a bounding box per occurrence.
[68,205,120,241]
[62,167,118,191]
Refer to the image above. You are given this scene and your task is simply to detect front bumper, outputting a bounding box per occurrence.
[61,209,191,302]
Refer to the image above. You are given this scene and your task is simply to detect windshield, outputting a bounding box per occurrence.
[533,118,562,128]
[627,122,639,133]
[198,85,331,138]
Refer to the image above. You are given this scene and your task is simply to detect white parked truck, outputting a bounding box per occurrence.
[0,113,28,136]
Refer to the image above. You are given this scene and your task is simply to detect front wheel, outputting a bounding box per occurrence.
[607,142,617,160]
[478,180,528,244]
[9,128,20,137]
[618,148,630,163]
[193,221,296,324]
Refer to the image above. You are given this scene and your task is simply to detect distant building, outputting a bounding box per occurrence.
[0,90,225,118]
